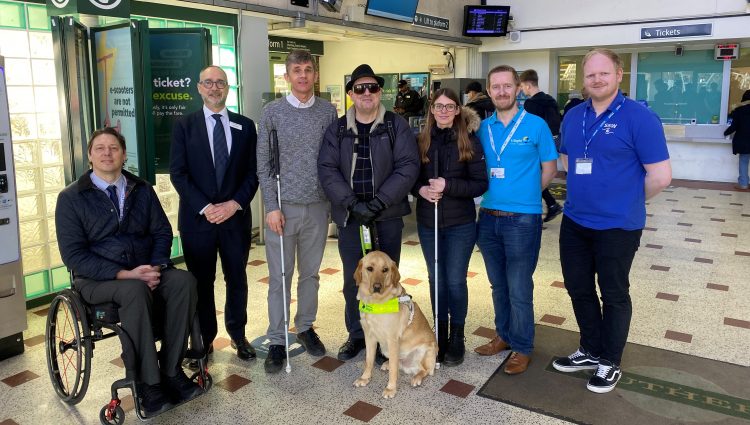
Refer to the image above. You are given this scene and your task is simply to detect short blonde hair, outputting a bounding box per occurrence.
[582,48,622,71]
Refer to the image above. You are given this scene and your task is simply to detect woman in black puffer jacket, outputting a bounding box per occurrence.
[725,90,750,190]
[411,88,488,367]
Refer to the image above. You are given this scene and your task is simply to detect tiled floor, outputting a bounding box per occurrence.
[1,181,748,424]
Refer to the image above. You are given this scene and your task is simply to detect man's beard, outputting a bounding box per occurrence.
[493,96,516,112]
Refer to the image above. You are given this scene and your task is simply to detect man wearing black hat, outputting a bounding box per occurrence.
[394,79,423,119]
[318,64,420,361]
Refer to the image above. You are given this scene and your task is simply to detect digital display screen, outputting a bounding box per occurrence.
[365,0,419,23]
[463,5,511,37]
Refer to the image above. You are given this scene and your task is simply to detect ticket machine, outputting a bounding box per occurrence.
[0,55,27,360]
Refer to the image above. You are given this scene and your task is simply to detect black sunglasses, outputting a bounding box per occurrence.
[351,83,381,95]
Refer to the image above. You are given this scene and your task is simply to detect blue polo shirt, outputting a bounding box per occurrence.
[560,91,670,230]
[479,108,558,214]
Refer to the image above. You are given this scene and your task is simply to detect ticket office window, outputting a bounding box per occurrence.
[636,49,723,125]
[728,48,750,114]
[557,54,632,112]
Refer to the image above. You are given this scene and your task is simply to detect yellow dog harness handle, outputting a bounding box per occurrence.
[359,295,414,325]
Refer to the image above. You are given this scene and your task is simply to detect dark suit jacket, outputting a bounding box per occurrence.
[170,109,258,233]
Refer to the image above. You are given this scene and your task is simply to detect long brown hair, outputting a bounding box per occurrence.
[418,88,473,163]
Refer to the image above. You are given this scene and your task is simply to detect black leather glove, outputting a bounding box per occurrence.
[349,200,378,225]
[366,197,386,217]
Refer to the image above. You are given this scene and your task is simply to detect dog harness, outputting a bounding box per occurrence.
[359,295,414,326]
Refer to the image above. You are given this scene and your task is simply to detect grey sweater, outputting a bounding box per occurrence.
[257,97,338,212]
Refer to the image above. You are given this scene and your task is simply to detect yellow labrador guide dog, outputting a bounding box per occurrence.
[353,251,437,399]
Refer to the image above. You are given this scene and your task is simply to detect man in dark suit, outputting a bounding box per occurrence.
[170,65,259,361]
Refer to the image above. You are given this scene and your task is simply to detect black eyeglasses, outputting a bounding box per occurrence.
[432,103,457,112]
[352,83,381,95]
[200,80,227,89]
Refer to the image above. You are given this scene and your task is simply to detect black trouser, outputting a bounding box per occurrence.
[338,218,404,340]
[542,188,557,208]
[181,227,251,349]
[558,215,641,365]
[76,269,197,385]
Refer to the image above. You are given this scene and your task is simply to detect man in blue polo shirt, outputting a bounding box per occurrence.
[553,49,671,394]
[473,65,558,375]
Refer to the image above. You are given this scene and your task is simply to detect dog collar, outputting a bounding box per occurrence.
[359,295,412,315]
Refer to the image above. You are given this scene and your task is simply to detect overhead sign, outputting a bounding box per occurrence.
[268,36,324,56]
[413,13,449,32]
[47,0,130,19]
[640,23,712,40]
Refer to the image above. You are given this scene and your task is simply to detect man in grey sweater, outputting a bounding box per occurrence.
[256,50,338,373]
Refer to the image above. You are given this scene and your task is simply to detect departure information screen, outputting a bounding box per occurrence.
[463,6,511,37]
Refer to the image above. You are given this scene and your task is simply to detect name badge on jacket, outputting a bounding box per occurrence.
[229,122,242,130]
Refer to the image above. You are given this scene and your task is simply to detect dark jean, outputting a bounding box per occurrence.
[338,218,404,340]
[476,211,542,355]
[559,215,642,365]
[417,221,476,325]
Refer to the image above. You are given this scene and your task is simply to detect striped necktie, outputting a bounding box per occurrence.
[212,113,229,189]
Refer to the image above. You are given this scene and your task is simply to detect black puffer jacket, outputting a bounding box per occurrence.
[725,100,750,155]
[465,93,495,120]
[318,104,420,226]
[412,107,488,229]
[56,170,173,281]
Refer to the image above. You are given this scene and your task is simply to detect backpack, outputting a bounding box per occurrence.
[337,111,397,150]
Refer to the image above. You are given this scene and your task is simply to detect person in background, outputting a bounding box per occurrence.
[725,89,750,190]
[412,88,488,366]
[554,48,671,394]
[256,50,338,373]
[318,64,420,362]
[464,81,495,119]
[563,89,586,118]
[519,69,563,223]
[394,79,423,119]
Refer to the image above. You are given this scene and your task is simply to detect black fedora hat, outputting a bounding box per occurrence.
[346,64,385,92]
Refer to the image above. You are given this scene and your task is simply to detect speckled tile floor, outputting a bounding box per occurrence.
[1,181,748,424]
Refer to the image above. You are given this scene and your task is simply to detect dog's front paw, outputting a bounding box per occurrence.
[382,387,397,399]
[411,375,424,387]
[353,377,370,387]
[380,360,390,371]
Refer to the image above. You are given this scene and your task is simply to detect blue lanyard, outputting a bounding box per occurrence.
[487,110,526,164]
[582,98,625,158]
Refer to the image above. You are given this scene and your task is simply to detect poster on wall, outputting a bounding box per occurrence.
[400,72,430,99]
[92,24,140,175]
[149,29,211,174]
[326,85,343,116]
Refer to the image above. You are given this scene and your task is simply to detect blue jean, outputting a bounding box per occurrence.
[739,153,750,187]
[417,221,476,325]
[476,211,542,355]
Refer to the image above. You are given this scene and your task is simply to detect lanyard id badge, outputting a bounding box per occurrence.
[575,158,593,175]
[490,167,505,179]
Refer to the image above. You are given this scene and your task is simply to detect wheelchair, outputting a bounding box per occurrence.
[44,285,212,424]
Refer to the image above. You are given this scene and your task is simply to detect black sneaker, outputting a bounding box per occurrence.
[337,338,365,361]
[297,328,326,356]
[138,383,172,416]
[544,203,563,222]
[587,360,622,394]
[552,348,599,372]
[162,371,204,403]
[264,344,286,374]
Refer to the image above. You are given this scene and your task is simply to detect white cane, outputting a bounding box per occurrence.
[433,154,441,370]
[270,128,292,373]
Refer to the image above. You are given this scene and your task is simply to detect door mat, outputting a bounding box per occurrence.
[477,325,750,425]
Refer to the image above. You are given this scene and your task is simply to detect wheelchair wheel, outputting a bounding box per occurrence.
[45,289,93,405]
[99,404,125,425]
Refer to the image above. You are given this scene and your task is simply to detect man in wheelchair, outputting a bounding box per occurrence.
[55,128,203,416]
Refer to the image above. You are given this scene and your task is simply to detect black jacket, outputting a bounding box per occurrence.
[412,107,488,229]
[523,91,561,136]
[56,170,173,281]
[318,104,420,226]
[725,101,750,155]
[465,93,495,120]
